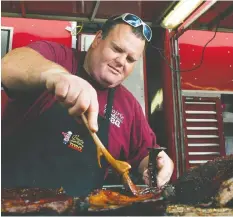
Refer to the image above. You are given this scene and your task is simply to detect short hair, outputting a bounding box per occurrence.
[101,15,145,42]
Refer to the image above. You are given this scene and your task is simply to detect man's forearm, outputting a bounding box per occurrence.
[1,47,69,92]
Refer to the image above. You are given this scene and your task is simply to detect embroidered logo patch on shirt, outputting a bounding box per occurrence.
[62,131,84,152]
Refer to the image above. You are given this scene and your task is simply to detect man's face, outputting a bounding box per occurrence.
[89,23,145,88]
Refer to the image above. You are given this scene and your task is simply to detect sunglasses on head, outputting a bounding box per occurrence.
[113,13,152,42]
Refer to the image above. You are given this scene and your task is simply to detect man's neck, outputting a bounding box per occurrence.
[81,51,107,90]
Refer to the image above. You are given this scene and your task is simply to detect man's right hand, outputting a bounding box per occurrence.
[44,72,99,132]
[2,46,98,132]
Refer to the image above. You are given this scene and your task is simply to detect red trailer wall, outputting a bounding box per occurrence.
[1,17,73,115]
[178,30,233,91]
[162,29,233,179]
[1,17,72,48]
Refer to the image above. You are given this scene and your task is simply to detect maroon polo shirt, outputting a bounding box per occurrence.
[2,40,159,169]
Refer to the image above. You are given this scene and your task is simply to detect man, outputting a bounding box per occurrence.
[2,13,174,196]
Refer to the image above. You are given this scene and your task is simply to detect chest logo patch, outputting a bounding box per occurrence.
[62,131,84,152]
[104,105,124,128]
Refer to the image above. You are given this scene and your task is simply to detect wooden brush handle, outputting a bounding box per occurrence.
[80,114,131,174]
[80,114,146,196]
[81,114,107,151]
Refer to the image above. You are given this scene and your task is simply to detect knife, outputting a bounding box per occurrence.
[147,147,167,187]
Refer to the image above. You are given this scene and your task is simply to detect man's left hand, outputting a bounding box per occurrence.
[139,151,174,188]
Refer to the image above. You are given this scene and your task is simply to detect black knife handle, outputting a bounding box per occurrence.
[147,147,166,187]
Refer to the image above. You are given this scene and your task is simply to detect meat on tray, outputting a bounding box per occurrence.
[88,189,158,211]
[1,187,158,214]
[163,155,233,207]
[1,187,74,214]
[2,155,233,215]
